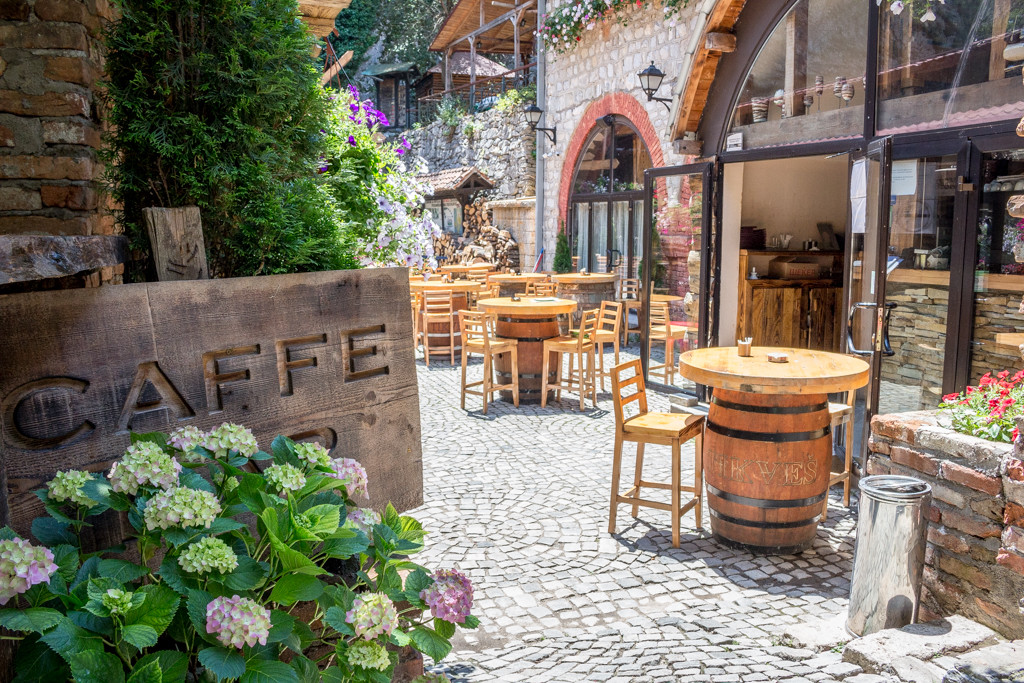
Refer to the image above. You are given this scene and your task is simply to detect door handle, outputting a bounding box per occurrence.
[881,302,897,357]
[847,301,877,356]
[607,249,621,270]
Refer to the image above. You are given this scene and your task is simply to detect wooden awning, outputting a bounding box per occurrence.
[417,166,495,199]
[429,0,537,55]
[298,0,352,37]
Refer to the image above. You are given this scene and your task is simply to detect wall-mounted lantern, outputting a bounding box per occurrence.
[525,104,557,145]
[638,61,672,110]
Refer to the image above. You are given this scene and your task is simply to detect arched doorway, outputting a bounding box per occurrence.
[567,116,653,277]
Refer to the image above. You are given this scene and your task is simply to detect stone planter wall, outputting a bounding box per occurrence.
[489,197,536,269]
[868,411,1024,638]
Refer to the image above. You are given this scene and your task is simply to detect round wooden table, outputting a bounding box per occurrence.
[439,263,496,275]
[489,273,551,298]
[678,347,869,554]
[552,274,616,323]
[409,280,481,355]
[477,297,577,403]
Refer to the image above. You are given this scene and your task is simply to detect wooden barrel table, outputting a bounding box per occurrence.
[439,263,496,276]
[477,297,578,403]
[489,273,551,298]
[678,347,869,554]
[552,274,616,324]
[409,280,481,356]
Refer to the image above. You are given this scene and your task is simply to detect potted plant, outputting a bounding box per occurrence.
[939,370,1024,443]
[0,424,476,681]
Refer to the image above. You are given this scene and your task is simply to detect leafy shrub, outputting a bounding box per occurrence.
[494,85,537,113]
[103,0,352,279]
[435,96,466,136]
[553,229,573,274]
[939,370,1024,442]
[0,424,476,681]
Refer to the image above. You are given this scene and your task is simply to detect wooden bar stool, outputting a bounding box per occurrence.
[526,280,556,296]
[422,290,456,366]
[541,309,598,411]
[410,291,423,350]
[609,359,705,548]
[459,310,519,414]
[823,387,857,520]
[476,282,501,308]
[649,302,692,385]
[617,278,640,344]
[592,301,622,391]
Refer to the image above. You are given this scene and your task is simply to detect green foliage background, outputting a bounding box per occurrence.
[553,229,573,274]
[328,0,454,75]
[103,0,356,279]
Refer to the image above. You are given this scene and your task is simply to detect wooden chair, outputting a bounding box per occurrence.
[476,282,501,308]
[617,278,641,344]
[459,310,519,414]
[541,309,598,411]
[823,387,857,520]
[609,359,705,548]
[526,280,556,296]
[592,301,623,391]
[649,302,694,385]
[410,291,423,350]
[421,290,456,366]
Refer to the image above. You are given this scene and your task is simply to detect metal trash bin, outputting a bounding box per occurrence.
[846,475,932,637]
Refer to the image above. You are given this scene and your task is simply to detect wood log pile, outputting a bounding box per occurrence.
[433,198,521,270]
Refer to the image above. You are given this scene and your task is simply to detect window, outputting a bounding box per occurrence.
[877,1,1024,134]
[425,199,464,235]
[725,0,868,151]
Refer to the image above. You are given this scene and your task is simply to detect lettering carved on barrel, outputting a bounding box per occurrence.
[0,270,424,535]
[711,453,819,487]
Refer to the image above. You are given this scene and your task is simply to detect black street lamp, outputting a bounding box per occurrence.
[525,103,557,145]
[638,61,672,110]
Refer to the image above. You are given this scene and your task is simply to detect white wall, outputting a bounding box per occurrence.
[718,162,744,346]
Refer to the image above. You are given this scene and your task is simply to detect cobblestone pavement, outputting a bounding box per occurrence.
[409,344,865,683]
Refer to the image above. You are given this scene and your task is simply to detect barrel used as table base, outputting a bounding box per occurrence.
[493,315,563,403]
[423,293,468,356]
[704,388,832,554]
[555,279,616,324]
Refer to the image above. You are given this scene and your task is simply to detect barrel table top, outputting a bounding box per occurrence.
[438,263,496,273]
[552,273,616,284]
[408,279,482,293]
[477,297,578,316]
[489,273,550,284]
[678,347,869,395]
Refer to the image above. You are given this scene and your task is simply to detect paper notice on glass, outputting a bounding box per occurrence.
[891,159,918,196]
[850,158,867,234]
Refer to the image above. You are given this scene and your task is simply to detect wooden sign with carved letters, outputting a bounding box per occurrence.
[0,269,423,536]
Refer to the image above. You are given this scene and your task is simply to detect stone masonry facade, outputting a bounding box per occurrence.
[867,411,1024,639]
[0,0,123,288]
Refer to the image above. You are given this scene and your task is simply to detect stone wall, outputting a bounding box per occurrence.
[880,281,949,411]
[539,0,707,269]
[868,411,1024,638]
[0,0,124,289]
[489,196,536,269]
[404,105,535,200]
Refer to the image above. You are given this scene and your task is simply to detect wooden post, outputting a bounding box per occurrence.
[444,48,452,92]
[469,38,477,111]
[990,0,1012,83]
[784,2,808,117]
[143,206,209,281]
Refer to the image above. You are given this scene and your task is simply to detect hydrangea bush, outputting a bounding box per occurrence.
[0,424,475,682]
[939,370,1024,443]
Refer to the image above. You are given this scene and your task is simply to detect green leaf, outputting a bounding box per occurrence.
[52,545,79,582]
[130,432,168,448]
[186,589,217,644]
[302,504,341,537]
[68,650,125,683]
[265,529,324,576]
[237,473,267,514]
[208,517,245,535]
[67,609,113,637]
[0,525,18,541]
[98,559,148,583]
[250,450,272,461]
[434,618,455,639]
[320,668,345,683]
[134,651,188,683]
[323,606,354,636]
[271,435,300,468]
[73,556,100,589]
[178,469,215,494]
[289,656,319,683]
[266,610,295,643]
[390,628,411,647]
[125,584,179,637]
[283,619,315,655]
[125,660,162,683]
[268,574,323,606]
[462,614,480,629]
[322,529,369,559]
[240,660,298,683]
[0,607,63,633]
[197,647,246,681]
[81,476,130,512]
[32,517,74,547]
[12,635,69,683]
[41,618,105,662]
[157,557,193,595]
[121,623,158,649]
[222,555,267,592]
[409,625,452,663]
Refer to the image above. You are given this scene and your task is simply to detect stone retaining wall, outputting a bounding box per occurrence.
[868,411,1024,638]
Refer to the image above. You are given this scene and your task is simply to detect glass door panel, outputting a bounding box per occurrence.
[573,203,589,273]
[592,202,608,273]
[611,201,630,277]
[971,150,1024,380]
[633,200,644,280]
[877,155,956,414]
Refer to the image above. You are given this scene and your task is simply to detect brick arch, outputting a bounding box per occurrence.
[557,92,666,230]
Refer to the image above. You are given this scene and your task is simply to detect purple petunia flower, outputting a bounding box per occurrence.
[350,103,360,114]
[348,135,357,146]
[348,84,359,99]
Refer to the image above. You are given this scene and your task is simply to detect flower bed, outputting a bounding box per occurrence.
[939,371,1023,443]
[0,424,473,681]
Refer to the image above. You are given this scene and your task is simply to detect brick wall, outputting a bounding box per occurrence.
[868,411,1024,638]
[0,0,123,288]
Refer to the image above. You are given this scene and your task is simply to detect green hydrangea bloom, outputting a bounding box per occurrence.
[143,487,221,531]
[203,423,258,459]
[102,588,134,616]
[265,463,306,494]
[346,640,390,670]
[47,470,95,507]
[294,442,331,469]
[178,537,238,574]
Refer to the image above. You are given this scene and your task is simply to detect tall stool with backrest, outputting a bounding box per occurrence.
[591,301,623,391]
[617,278,641,344]
[422,290,456,366]
[526,280,556,296]
[411,291,423,350]
[459,310,519,414]
[609,359,705,548]
[822,385,857,520]
[649,301,693,385]
[541,309,598,411]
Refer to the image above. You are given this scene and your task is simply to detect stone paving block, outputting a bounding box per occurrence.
[890,655,946,683]
[842,617,1001,674]
[941,640,1024,682]
[783,613,853,651]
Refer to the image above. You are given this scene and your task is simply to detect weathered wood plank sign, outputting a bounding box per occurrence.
[0,269,423,536]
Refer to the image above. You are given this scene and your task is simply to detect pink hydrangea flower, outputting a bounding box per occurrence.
[109,441,182,495]
[167,425,205,459]
[345,592,398,640]
[328,458,369,499]
[345,507,380,536]
[205,595,271,649]
[420,569,473,624]
[0,537,58,605]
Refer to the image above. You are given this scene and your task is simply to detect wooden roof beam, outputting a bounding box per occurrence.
[438,0,535,52]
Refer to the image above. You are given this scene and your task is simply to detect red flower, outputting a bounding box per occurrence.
[998,370,1010,380]
[979,373,994,387]
[1014,427,1020,442]
[942,393,960,402]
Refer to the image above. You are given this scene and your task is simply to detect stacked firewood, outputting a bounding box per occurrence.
[432,198,520,270]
